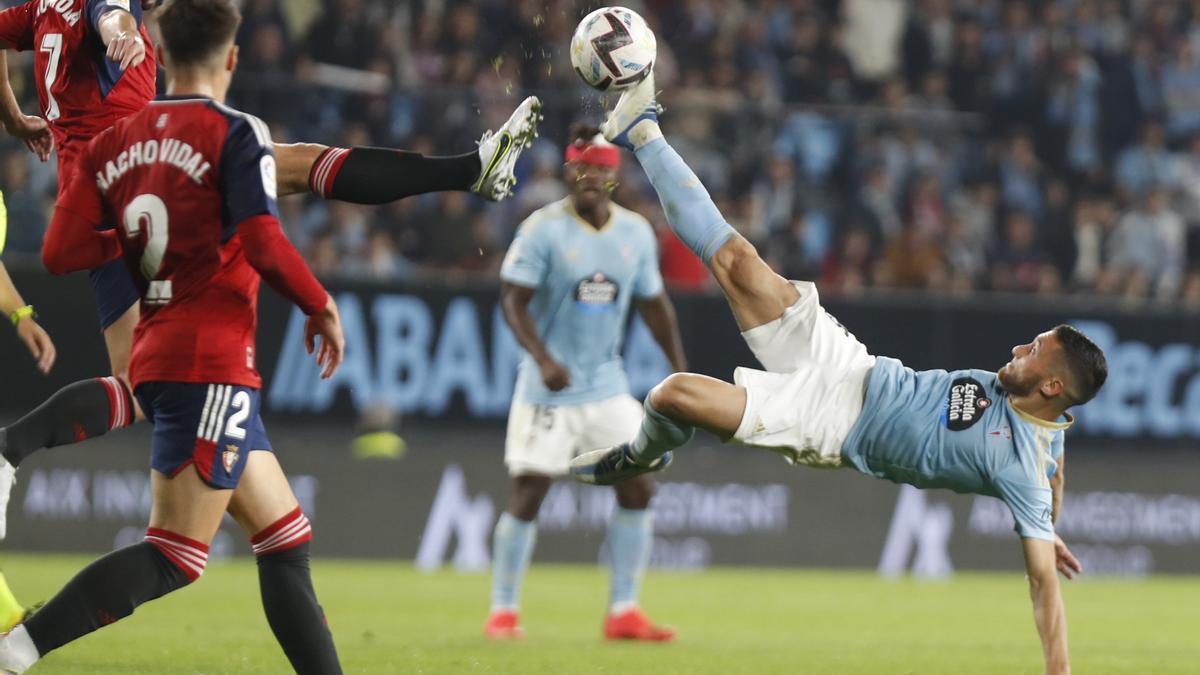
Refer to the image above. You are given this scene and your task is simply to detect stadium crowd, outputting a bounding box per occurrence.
[2,0,1200,305]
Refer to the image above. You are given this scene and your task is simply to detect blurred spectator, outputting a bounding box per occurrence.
[0,0,1191,306]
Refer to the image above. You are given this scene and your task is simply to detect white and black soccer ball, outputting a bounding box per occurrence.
[569,6,656,91]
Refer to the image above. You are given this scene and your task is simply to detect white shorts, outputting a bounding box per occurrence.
[504,394,644,476]
[731,281,875,468]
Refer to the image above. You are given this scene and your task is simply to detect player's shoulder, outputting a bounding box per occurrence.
[516,199,570,238]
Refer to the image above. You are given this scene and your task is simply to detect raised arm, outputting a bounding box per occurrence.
[1022,537,1070,675]
[95,6,146,71]
[500,281,568,391]
[636,292,686,373]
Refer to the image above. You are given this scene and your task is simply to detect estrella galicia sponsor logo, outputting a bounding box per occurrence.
[574,272,619,312]
[945,377,991,431]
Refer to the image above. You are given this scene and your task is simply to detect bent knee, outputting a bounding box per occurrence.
[649,373,704,418]
[709,235,758,277]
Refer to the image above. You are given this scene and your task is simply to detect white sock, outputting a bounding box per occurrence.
[0,625,39,673]
[629,120,663,149]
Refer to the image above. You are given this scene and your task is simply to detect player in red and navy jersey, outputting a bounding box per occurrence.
[0,0,542,537]
[0,2,343,671]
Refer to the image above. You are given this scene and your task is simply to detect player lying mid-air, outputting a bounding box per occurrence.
[569,74,1107,675]
[0,0,542,537]
[0,0,345,672]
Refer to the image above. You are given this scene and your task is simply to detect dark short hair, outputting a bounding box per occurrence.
[158,0,242,67]
[1054,324,1107,406]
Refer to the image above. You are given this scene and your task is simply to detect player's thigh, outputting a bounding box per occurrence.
[650,373,747,438]
[739,279,873,375]
[708,235,801,332]
[579,394,644,452]
[227,451,299,536]
[148,465,233,544]
[731,361,869,468]
[504,400,579,477]
[273,142,329,197]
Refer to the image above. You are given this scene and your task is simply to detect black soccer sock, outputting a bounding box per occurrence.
[23,536,202,656]
[308,146,481,204]
[1,377,134,467]
[257,541,342,675]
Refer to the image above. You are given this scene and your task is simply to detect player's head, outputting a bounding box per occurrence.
[998,325,1107,409]
[564,123,619,212]
[156,0,242,98]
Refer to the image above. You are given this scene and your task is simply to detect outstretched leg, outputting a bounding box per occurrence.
[603,75,800,331]
[274,96,543,203]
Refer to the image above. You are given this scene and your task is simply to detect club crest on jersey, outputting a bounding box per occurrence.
[222,444,240,473]
[944,377,991,431]
[574,272,618,311]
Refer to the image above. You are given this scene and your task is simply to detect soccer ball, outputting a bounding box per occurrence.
[570,6,656,91]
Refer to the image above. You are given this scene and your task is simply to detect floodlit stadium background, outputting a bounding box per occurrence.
[0,1,1197,673]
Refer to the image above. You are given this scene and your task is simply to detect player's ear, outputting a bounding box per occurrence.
[225,44,239,73]
[155,44,168,70]
[1040,377,1065,399]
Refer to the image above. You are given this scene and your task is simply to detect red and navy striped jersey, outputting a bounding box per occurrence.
[59,96,279,388]
[0,0,156,172]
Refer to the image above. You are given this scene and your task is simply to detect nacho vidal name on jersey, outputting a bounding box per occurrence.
[95,138,212,193]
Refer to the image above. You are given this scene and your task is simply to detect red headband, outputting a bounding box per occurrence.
[565,137,621,168]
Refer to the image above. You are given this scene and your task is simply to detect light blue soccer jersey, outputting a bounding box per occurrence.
[500,198,663,406]
[841,357,1071,541]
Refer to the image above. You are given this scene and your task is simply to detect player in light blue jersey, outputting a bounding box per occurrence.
[484,124,687,642]
[570,76,1108,675]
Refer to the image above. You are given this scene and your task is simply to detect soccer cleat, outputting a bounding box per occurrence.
[483,609,525,640]
[0,455,14,541]
[604,607,676,642]
[569,443,672,486]
[600,73,661,151]
[472,96,543,201]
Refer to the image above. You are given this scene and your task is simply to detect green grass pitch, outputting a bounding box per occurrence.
[1,554,1195,673]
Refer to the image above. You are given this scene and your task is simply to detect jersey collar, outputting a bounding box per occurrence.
[1008,400,1074,430]
[564,198,615,234]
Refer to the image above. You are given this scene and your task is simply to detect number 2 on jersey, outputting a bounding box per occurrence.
[39,33,62,121]
[122,194,172,304]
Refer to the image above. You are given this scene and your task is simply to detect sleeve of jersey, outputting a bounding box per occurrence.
[219,113,280,226]
[0,3,35,51]
[43,160,120,274]
[634,224,665,299]
[238,214,327,316]
[994,478,1055,542]
[499,218,548,288]
[86,0,140,36]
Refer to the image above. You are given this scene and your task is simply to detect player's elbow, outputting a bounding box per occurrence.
[42,244,71,275]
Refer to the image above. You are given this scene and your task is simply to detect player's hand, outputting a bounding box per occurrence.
[16,317,56,374]
[1054,535,1082,580]
[4,114,52,162]
[304,295,344,379]
[107,30,146,72]
[538,356,570,391]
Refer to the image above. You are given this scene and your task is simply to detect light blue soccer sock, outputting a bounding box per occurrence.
[490,512,537,611]
[633,136,737,263]
[630,397,695,463]
[607,507,653,613]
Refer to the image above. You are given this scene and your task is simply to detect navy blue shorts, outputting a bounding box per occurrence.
[135,382,273,489]
[88,257,140,330]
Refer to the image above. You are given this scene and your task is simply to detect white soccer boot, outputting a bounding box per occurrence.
[471,95,543,201]
[599,72,662,151]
